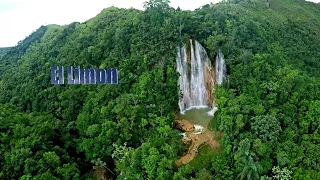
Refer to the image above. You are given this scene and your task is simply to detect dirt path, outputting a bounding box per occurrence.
[175,120,220,166]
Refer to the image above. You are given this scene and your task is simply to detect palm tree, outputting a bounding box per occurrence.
[238,155,262,180]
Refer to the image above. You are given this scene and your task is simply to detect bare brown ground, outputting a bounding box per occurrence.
[175,119,195,132]
[175,123,221,166]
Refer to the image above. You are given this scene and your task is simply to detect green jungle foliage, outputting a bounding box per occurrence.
[0,0,319,179]
[0,48,11,58]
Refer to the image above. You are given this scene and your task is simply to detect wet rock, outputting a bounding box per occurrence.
[174,119,195,132]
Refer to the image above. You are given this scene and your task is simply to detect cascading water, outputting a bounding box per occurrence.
[176,40,226,119]
[176,39,215,113]
[190,40,209,107]
[176,44,191,111]
[215,49,227,85]
[207,49,226,116]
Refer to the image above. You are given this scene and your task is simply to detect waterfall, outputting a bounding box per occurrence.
[215,49,226,85]
[176,40,226,114]
[190,40,207,107]
[176,39,215,113]
[176,44,191,111]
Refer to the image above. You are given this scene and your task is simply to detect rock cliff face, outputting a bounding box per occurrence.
[204,58,215,106]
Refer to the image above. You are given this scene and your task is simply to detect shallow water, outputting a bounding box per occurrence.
[177,107,213,128]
